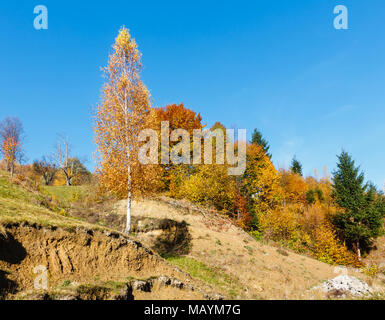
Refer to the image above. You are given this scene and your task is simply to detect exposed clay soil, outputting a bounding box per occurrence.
[120,197,381,299]
[0,223,215,299]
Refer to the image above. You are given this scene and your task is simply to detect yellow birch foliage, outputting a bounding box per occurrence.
[94,26,161,199]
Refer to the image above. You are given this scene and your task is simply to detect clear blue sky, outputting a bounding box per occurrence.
[1,1,384,188]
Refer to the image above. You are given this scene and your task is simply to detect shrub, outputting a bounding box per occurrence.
[258,207,299,242]
[175,164,236,212]
[312,223,359,266]
[362,264,380,277]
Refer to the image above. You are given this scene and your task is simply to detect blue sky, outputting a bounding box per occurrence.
[1,1,384,188]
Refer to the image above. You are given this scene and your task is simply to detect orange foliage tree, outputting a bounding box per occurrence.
[151,103,204,191]
[154,103,203,134]
[0,117,24,177]
[258,166,360,265]
[280,169,308,206]
[2,136,20,177]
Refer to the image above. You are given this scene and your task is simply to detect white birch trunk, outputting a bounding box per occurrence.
[126,194,131,233]
[125,164,131,233]
[357,241,362,261]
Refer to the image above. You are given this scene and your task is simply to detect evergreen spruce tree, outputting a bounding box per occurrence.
[332,151,384,260]
[251,129,271,158]
[290,156,303,176]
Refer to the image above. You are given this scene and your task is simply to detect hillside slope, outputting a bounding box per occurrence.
[121,197,381,299]
[1,172,382,300]
[0,172,217,300]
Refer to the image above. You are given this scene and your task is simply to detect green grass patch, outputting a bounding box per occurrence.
[61,280,71,287]
[0,171,111,233]
[0,174,38,204]
[163,255,241,298]
[244,245,253,255]
[42,185,87,205]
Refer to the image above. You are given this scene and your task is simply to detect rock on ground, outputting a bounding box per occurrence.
[318,275,372,297]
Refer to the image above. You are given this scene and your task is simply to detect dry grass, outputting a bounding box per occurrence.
[0,171,117,233]
[119,197,379,300]
[0,224,6,237]
[2,170,384,300]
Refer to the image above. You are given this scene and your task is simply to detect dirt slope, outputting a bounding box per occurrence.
[117,197,373,299]
[0,172,218,300]
[1,172,380,300]
[0,223,220,299]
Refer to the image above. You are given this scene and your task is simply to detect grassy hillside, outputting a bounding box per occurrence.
[42,185,87,204]
[1,171,384,300]
[119,198,344,299]
[0,172,97,231]
[116,197,385,299]
[0,172,220,300]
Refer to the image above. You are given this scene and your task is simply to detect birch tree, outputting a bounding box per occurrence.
[94,26,151,233]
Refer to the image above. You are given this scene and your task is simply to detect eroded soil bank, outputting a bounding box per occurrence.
[0,223,213,299]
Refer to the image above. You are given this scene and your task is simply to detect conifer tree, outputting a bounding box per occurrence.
[332,151,384,259]
[290,156,303,176]
[251,128,271,158]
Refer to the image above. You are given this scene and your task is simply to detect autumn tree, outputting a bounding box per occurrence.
[33,156,57,185]
[176,164,236,212]
[94,26,153,233]
[0,117,24,177]
[251,128,271,158]
[70,159,92,185]
[209,122,226,164]
[241,143,282,227]
[290,156,303,176]
[152,103,204,190]
[154,103,203,134]
[280,169,307,205]
[332,151,384,259]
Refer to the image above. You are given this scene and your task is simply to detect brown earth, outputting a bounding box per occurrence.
[1,166,383,300]
[0,223,217,300]
[117,197,383,299]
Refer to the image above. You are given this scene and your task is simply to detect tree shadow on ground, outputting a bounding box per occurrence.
[152,219,192,256]
[0,232,26,299]
[0,270,17,299]
[132,217,192,256]
[0,233,27,264]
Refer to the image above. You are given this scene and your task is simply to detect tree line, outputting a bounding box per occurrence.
[93,26,385,264]
[1,26,384,266]
[0,118,89,186]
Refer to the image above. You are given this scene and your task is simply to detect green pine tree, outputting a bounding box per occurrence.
[290,156,303,176]
[332,151,384,260]
[251,129,271,158]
